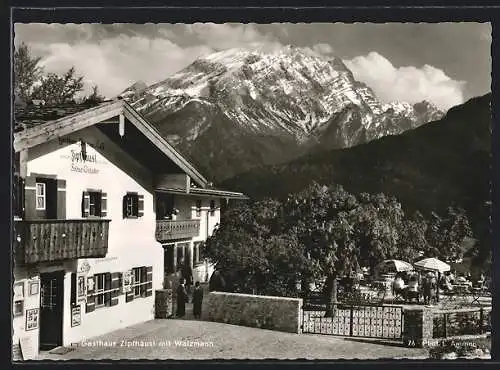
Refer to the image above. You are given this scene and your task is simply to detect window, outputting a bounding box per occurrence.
[94,273,107,307]
[176,243,189,271]
[82,191,107,218]
[193,241,204,266]
[195,200,202,217]
[123,193,139,218]
[89,192,102,217]
[209,200,216,216]
[36,182,46,210]
[132,267,147,298]
[164,244,175,274]
[156,193,174,220]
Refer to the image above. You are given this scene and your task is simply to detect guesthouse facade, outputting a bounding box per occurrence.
[12,99,247,359]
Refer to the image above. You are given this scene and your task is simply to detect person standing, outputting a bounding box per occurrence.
[192,281,204,319]
[179,257,194,294]
[176,278,188,318]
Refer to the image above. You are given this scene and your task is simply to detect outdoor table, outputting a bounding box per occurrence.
[470,287,484,305]
[453,283,473,303]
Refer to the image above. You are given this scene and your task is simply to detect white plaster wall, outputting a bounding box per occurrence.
[24,128,163,345]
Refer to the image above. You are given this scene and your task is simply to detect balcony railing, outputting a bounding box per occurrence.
[155,219,200,241]
[14,219,110,264]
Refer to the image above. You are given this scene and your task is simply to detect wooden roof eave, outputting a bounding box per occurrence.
[121,101,208,188]
[13,99,209,189]
[13,100,123,153]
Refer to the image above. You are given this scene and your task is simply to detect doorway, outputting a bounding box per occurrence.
[39,270,65,350]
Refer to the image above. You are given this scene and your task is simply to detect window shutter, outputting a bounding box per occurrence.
[70,273,77,306]
[145,266,153,297]
[85,292,95,313]
[24,175,37,219]
[137,195,144,217]
[14,175,25,218]
[82,191,90,218]
[110,272,121,306]
[56,179,66,219]
[122,196,127,219]
[104,273,112,306]
[125,289,135,303]
[101,192,108,218]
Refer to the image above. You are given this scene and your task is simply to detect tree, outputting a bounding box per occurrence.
[399,211,428,262]
[284,183,360,317]
[32,67,84,105]
[355,192,407,272]
[14,42,43,102]
[204,199,310,296]
[424,207,473,262]
[82,85,106,104]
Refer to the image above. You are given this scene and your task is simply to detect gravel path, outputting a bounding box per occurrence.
[35,319,428,360]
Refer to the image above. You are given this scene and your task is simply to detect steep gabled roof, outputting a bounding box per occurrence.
[13,99,209,188]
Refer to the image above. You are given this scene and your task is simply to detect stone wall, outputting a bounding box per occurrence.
[202,292,303,333]
[402,307,434,348]
[432,307,492,338]
[403,306,492,348]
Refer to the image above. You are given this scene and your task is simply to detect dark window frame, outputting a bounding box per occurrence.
[124,193,139,218]
[195,199,202,218]
[132,267,148,298]
[209,199,216,216]
[88,191,102,218]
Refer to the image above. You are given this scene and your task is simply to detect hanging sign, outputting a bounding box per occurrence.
[77,275,87,303]
[25,308,39,331]
[71,306,82,327]
[78,260,91,274]
[28,280,39,296]
[123,270,133,293]
[14,282,24,301]
[86,276,95,294]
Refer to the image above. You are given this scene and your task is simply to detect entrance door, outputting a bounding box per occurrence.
[39,270,65,350]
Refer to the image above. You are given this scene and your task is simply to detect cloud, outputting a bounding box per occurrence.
[183,23,279,50]
[14,24,472,109]
[23,35,214,98]
[14,23,285,98]
[345,52,466,111]
[312,43,334,56]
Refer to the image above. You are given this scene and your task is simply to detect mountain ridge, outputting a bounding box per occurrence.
[120,46,444,181]
[221,93,491,260]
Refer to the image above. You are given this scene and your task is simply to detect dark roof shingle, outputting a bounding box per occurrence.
[14,100,114,133]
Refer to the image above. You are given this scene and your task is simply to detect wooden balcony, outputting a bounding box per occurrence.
[14,219,110,264]
[155,219,200,241]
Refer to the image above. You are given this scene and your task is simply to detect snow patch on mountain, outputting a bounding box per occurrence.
[119,46,444,165]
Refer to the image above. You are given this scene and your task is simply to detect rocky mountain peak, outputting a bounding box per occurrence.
[119,46,444,181]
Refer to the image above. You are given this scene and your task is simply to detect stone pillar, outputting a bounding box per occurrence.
[402,308,434,348]
[155,289,173,319]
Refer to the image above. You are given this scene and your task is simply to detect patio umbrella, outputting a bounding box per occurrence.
[376,259,414,273]
[414,257,451,273]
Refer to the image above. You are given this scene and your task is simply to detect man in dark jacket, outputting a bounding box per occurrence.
[192,281,204,319]
[179,258,194,294]
[176,278,188,318]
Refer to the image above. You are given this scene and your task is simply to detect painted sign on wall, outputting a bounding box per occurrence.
[58,141,108,175]
[25,308,39,331]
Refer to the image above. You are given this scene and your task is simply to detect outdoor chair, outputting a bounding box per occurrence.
[392,287,406,302]
[405,288,420,303]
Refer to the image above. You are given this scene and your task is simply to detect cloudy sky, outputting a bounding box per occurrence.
[14,23,491,111]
